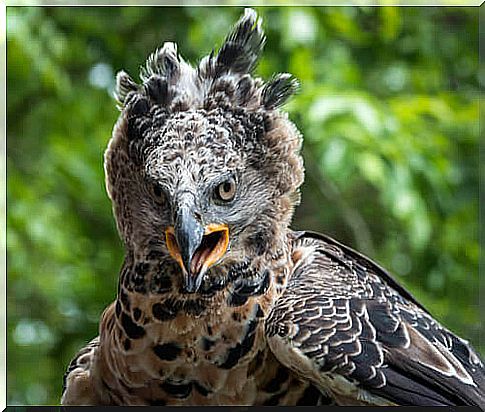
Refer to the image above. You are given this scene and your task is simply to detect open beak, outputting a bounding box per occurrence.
[165,218,229,293]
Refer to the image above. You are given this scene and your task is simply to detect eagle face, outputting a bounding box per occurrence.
[105,9,304,295]
[136,108,281,293]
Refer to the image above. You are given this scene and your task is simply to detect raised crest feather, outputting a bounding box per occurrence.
[262,73,299,109]
[115,70,138,107]
[140,42,182,82]
[114,9,297,114]
[212,8,266,76]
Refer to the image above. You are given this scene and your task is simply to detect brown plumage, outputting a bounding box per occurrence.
[61,9,485,407]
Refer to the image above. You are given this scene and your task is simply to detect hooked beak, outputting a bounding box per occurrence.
[165,210,229,293]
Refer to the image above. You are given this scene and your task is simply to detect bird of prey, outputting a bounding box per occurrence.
[61,9,485,407]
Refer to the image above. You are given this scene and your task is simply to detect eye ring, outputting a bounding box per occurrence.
[215,177,237,203]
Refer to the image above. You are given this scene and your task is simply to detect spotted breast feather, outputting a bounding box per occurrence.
[266,231,485,407]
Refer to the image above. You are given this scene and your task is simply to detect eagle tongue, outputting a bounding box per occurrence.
[190,244,212,276]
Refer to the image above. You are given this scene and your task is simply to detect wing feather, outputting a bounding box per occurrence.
[61,337,103,405]
[266,231,485,407]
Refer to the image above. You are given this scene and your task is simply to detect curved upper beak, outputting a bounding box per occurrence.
[165,208,229,293]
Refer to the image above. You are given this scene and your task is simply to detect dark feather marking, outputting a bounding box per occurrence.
[346,341,381,379]
[263,367,289,393]
[127,95,150,117]
[132,307,142,321]
[234,279,261,296]
[130,262,148,293]
[121,312,146,339]
[127,117,144,142]
[115,300,121,318]
[365,301,410,348]
[151,273,172,294]
[234,271,269,296]
[255,304,264,318]
[262,73,299,109]
[153,342,182,361]
[296,384,324,405]
[227,292,248,307]
[227,260,254,282]
[450,335,480,367]
[160,381,192,398]
[140,43,180,82]
[378,322,409,348]
[134,262,149,276]
[145,75,169,106]
[228,269,270,307]
[219,319,258,369]
[152,300,180,321]
[201,337,215,351]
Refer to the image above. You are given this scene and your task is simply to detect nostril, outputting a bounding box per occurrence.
[193,211,202,222]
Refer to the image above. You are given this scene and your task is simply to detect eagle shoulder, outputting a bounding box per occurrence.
[265,230,485,407]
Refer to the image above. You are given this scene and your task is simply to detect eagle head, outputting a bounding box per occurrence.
[105,9,304,294]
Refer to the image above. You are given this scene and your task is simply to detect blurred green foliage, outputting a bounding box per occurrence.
[6,6,480,405]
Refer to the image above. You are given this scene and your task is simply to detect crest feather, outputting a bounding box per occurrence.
[114,9,298,114]
[199,8,266,79]
[140,42,182,82]
[115,70,138,107]
[262,73,299,109]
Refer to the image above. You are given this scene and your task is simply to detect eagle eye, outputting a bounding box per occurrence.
[151,182,165,202]
[215,177,237,202]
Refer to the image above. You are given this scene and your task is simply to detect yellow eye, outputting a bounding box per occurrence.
[215,177,237,202]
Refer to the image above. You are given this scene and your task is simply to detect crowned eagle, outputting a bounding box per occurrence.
[61,9,485,407]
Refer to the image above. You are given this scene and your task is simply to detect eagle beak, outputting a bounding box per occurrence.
[165,213,229,293]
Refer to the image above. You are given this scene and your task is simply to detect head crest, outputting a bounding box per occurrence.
[114,8,298,115]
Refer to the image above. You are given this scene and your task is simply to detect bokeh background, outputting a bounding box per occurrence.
[6,6,480,405]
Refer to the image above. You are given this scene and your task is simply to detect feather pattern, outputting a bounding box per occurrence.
[266,231,485,407]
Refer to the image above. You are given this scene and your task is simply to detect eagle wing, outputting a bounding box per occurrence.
[61,336,103,405]
[266,231,485,407]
